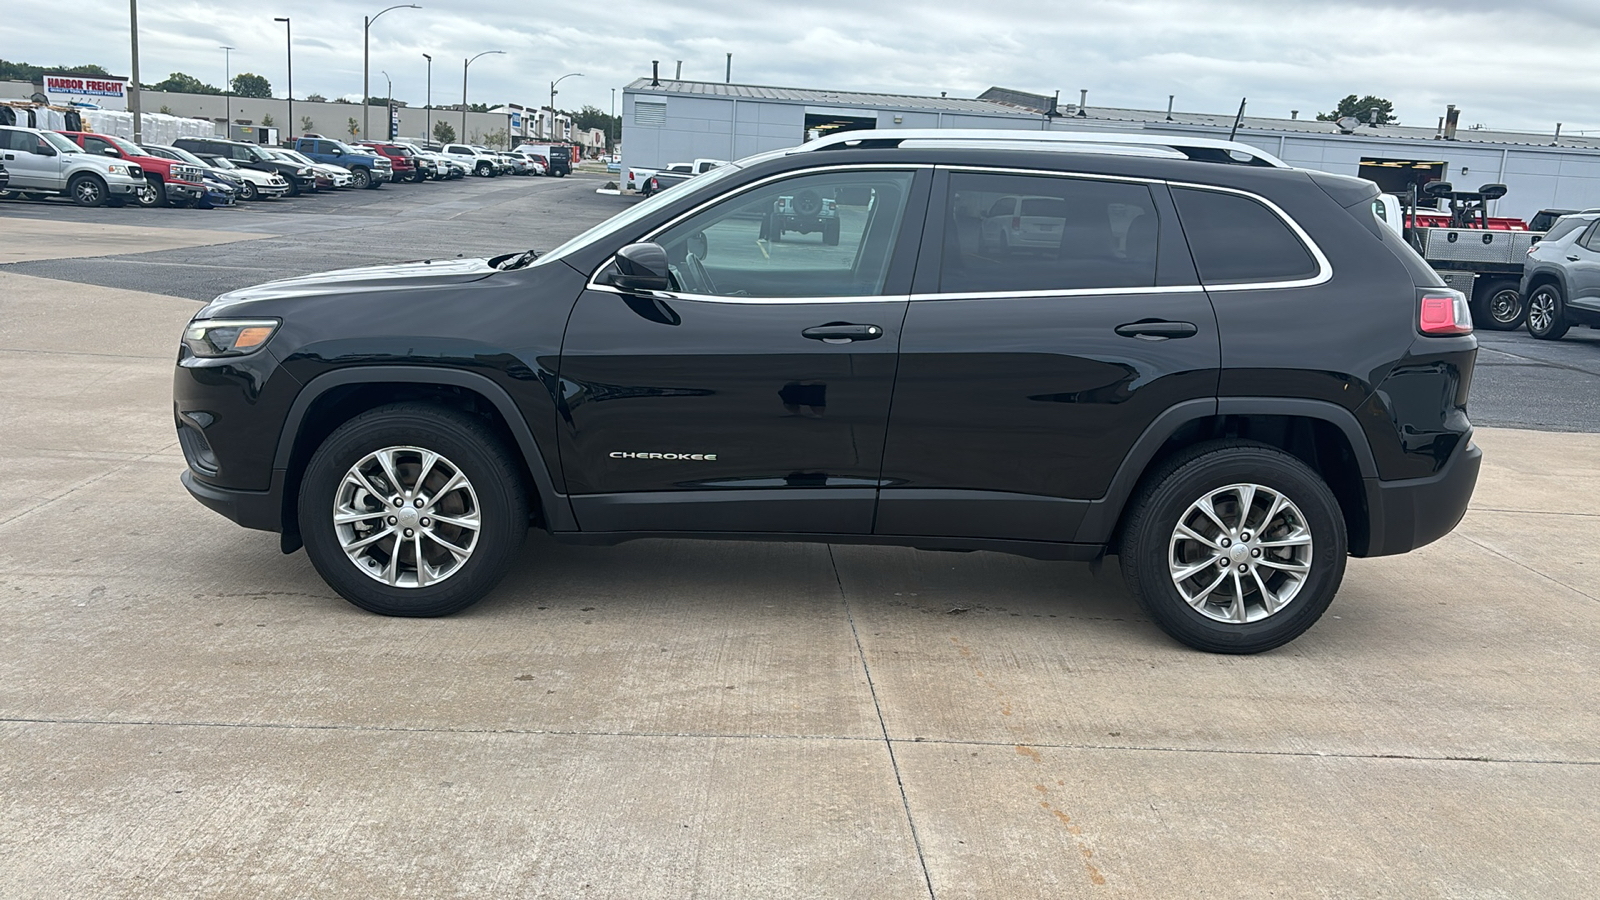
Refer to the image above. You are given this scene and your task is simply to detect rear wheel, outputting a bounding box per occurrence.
[298,403,529,617]
[1119,441,1347,654]
[1526,283,1570,340]
[1475,278,1525,330]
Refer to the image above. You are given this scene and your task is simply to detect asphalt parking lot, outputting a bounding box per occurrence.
[3,179,1598,898]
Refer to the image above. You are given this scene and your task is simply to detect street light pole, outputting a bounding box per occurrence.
[462,50,505,141]
[423,53,432,145]
[363,4,420,142]
[220,45,234,135]
[274,17,292,139]
[550,72,582,147]
[610,87,615,153]
[381,70,392,140]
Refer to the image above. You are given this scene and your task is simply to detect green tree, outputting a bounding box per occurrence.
[0,59,111,81]
[431,120,456,144]
[260,113,275,128]
[150,72,222,95]
[484,128,508,149]
[300,115,315,134]
[1317,94,1397,125]
[346,117,360,139]
[232,73,272,99]
[305,92,327,103]
[570,104,617,138]
[467,102,492,113]
[158,105,174,115]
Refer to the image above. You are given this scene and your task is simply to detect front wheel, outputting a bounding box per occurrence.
[135,178,165,208]
[1526,283,1570,340]
[1475,278,1525,330]
[298,403,529,617]
[68,174,108,208]
[1118,441,1347,654]
[238,180,258,201]
[349,167,371,189]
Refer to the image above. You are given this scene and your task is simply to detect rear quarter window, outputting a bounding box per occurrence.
[1172,187,1319,285]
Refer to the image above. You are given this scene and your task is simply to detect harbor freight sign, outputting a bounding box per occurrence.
[42,74,129,110]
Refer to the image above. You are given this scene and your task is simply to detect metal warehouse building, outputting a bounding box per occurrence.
[622,79,1600,220]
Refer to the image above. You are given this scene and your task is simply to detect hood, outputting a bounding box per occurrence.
[199,257,500,315]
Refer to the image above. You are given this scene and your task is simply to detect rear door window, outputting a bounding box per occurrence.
[940,172,1160,294]
[1581,222,1600,253]
[1171,188,1319,285]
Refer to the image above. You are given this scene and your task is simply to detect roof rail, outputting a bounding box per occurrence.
[796,128,1288,168]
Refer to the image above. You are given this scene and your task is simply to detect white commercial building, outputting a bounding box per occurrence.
[622,79,1600,220]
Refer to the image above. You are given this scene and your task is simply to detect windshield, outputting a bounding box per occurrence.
[239,144,272,161]
[277,149,312,165]
[330,140,363,154]
[209,157,239,170]
[159,146,207,166]
[536,156,762,267]
[102,135,145,157]
[41,131,81,154]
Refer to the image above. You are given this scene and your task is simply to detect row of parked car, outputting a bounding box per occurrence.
[0,123,569,209]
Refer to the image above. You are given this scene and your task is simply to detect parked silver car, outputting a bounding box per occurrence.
[1522,212,1600,340]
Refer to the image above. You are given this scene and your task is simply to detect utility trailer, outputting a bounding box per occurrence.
[1402,181,1539,330]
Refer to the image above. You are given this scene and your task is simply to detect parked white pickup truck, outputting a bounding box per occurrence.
[0,124,147,206]
[626,157,727,193]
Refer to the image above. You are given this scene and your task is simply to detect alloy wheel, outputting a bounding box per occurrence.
[334,446,481,588]
[1528,289,1558,334]
[1167,483,1313,624]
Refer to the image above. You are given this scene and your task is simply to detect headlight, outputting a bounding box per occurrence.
[106,164,128,175]
[182,318,280,358]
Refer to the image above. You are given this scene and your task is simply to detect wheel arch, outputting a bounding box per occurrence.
[274,366,573,549]
[1076,398,1377,555]
[1525,268,1566,298]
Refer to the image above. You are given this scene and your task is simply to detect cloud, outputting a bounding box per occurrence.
[6,0,1600,131]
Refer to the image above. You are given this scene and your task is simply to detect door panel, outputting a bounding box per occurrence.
[1570,226,1600,309]
[556,167,928,535]
[878,170,1220,542]
[1,129,57,188]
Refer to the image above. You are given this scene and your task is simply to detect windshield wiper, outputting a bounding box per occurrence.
[497,250,540,270]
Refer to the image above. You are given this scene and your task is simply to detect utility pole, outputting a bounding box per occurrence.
[726,53,732,83]
[275,17,292,139]
[610,87,615,152]
[129,0,142,143]
[423,53,432,145]
[363,4,420,142]
[221,45,234,134]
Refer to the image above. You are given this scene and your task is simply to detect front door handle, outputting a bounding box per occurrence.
[1115,320,1198,340]
[803,323,883,344]
[1568,255,1581,262]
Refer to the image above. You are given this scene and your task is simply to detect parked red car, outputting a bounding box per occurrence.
[355,141,422,183]
[56,131,208,208]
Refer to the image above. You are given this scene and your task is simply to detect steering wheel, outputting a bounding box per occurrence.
[683,252,718,295]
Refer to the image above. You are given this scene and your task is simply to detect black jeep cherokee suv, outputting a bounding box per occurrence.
[174,130,1480,653]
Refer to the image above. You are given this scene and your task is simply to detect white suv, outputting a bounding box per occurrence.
[0,126,147,207]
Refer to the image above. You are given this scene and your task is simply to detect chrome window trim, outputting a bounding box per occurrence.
[938,164,1163,185]
[1166,180,1333,291]
[910,285,1206,302]
[584,163,930,303]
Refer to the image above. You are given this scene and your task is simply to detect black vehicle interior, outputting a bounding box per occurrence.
[653,171,913,298]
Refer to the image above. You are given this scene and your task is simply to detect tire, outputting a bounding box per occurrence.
[1474,278,1525,330]
[476,162,491,177]
[823,219,841,246]
[1118,441,1347,654]
[1526,282,1570,340]
[68,174,108,208]
[350,167,372,189]
[412,170,426,183]
[135,178,165,208]
[298,403,529,617]
[768,214,783,242]
[286,179,301,197]
[238,179,258,201]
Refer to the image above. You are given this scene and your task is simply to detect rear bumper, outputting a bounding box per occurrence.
[1360,437,1482,557]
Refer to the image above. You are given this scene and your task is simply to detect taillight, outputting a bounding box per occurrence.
[1419,288,1472,336]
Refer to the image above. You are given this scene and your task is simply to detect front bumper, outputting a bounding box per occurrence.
[1359,437,1483,557]
[182,468,285,533]
[168,183,205,201]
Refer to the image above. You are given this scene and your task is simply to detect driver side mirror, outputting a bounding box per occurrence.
[33,143,56,157]
[607,242,671,293]
[102,147,119,157]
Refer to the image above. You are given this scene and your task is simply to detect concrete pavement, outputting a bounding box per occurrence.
[2,257,1598,898]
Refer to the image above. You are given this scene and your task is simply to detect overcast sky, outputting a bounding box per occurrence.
[7,0,1600,133]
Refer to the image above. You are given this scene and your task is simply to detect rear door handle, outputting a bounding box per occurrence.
[803,323,883,344]
[1115,320,1198,340]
